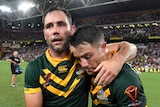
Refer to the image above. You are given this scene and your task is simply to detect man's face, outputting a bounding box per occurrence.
[13,51,18,57]
[70,42,105,75]
[43,10,75,53]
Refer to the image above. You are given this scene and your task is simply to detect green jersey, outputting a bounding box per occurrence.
[24,49,89,107]
[90,64,146,107]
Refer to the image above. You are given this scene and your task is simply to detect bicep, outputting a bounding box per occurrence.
[107,42,121,52]
[25,92,43,107]
[107,41,136,52]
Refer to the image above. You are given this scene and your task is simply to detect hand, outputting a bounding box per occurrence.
[94,59,123,86]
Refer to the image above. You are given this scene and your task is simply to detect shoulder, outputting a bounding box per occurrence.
[27,54,46,68]
[109,64,146,106]
[25,54,47,83]
[111,64,142,90]
[120,64,139,77]
[9,56,14,59]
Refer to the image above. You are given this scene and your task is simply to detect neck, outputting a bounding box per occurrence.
[48,48,70,59]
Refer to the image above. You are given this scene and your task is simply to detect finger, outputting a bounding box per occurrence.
[101,73,117,86]
[94,69,105,84]
[97,71,110,86]
[97,77,106,86]
[94,63,103,72]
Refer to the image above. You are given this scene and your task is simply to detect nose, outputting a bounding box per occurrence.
[53,25,58,31]
[52,25,59,35]
[80,58,88,68]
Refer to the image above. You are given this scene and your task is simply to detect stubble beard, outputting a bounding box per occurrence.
[49,37,70,54]
[51,42,69,53]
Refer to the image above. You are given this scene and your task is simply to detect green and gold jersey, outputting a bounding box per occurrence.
[90,64,147,107]
[24,49,90,107]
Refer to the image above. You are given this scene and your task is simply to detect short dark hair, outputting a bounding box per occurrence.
[70,26,105,48]
[42,6,73,25]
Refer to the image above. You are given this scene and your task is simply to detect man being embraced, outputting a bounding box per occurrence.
[70,26,147,107]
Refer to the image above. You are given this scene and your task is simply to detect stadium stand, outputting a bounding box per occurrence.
[0,0,159,73]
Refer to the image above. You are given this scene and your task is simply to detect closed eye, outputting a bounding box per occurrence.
[84,54,91,60]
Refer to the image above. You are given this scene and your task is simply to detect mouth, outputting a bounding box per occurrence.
[86,69,96,75]
[86,68,98,75]
[52,38,63,44]
[86,68,94,72]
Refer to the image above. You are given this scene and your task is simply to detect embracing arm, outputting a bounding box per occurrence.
[107,41,137,63]
[94,41,137,86]
[25,92,43,107]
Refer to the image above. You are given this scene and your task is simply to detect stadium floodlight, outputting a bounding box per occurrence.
[18,2,35,12]
[0,5,12,12]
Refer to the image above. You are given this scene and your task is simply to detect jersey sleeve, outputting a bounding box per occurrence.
[24,62,42,94]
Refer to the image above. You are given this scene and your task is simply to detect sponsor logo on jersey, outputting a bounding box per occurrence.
[125,85,143,106]
[96,88,110,104]
[91,82,111,105]
[58,65,68,73]
[43,73,52,87]
[75,65,85,79]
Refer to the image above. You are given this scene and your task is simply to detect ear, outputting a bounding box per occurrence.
[71,25,77,35]
[99,42,107,53]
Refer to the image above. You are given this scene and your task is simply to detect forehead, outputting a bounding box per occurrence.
[13,51,18,54]
[44,10,68,23]
[70,43,94,57]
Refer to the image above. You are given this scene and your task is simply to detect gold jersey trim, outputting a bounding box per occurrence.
[41,59,78,87]
[39,50,81,98]
[24,87,42,94]
[91,85,103,95]
[39,75,80,98]
[45,49,72,67]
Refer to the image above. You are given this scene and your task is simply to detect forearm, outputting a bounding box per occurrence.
[94,41,137,85]
[8,59,17,64]
[110,41,137,65]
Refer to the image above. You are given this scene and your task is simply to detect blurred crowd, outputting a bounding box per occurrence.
[0,9,160,73]
[128,42,160,73]
[75,9,160,26]
[4,45,47,62]
[1,9,160,42]
[2,42,160,73]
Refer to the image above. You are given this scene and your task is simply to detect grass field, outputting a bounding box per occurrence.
[0,60,159,107]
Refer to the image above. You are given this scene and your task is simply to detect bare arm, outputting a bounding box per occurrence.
[25,92,43,107]
[107,41,137,63]
[94,41,137,86]
[8,59,17,65]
